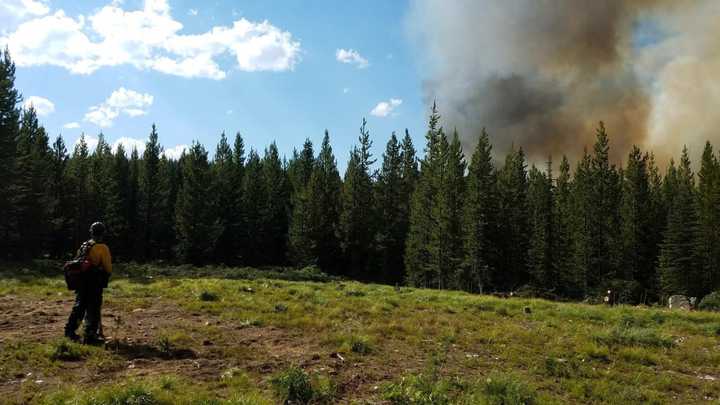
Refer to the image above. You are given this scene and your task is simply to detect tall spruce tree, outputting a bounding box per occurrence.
[212,132,236,264]
[527,159,555,292]
[619,146,655,298]
[262,142,290,265]
[175,142,220,264]
[696,142,720,294]
[554,156,580,297]
[496,146,529,290]
[340,118,377,279]
[140,124,166,259]
[406,103,444,288]
[0,48,21,256]
[659,147,700,297]
[49,135,73,257]
[376,132,406,283]
[305,131,343,273]
[288,140,317,266]
[242,149,267,266]
[461,129,498,292]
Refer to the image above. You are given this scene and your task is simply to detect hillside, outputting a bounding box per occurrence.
[1,263,719,404]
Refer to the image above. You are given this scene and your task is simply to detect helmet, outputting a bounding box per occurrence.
[90,221,106,237]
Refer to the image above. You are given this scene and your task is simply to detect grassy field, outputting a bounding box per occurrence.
[1,262,719,404]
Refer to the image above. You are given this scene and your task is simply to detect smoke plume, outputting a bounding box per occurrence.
[408,0,720,165]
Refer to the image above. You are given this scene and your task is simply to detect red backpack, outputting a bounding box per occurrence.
[63,240,96,290]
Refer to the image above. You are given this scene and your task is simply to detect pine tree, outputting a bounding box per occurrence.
[0,48,21,256]
[49,135,73,258]
[212,132,236,264]
[619,146,655,298]
[696,142,720,294]
[288,140,316,266]
[67,134,92,247]
[13,107,52,258]
[527,159,555,293]
[496,146,529,290]
[587,122,622,289]
[406,103,444,288]
[461,129,498,293]
[570,150,593,296]
[305,131,343,272]
[175,142,221,264]
[127,147,141,260]
[376,132,405,283]
[242,149,267,266]
[340,118,377,279]
[110,144,131,258]
[140,124,167,259]
[554,156,579,297]
[659,147,700,297]
[262,142,290,265]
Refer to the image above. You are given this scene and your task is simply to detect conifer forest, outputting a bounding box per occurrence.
[1,48,719,305]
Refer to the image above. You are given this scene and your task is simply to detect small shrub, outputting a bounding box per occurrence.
[383,373,455,405]
[199,291,219,302]
[543,357,584,379]
[274,303,288,313]
[349,335,373,355]
[157,336,173,355]
[593,326,674,348]
[345,290,366,297]
[271,366,313,404]
[698,291,720,312]
[49,339,91,361]
[483,372,536,405]
[85,385,158,405]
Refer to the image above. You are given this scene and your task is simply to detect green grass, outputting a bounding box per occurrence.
[1,261,719,403]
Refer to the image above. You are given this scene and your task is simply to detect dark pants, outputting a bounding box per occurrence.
[65,274,104,338]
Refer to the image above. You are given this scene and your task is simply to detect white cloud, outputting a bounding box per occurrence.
[2,0,301,79]
[84,87,154,127]
[370,98,402,117]
[336,48,369,69]
[226,109,233,115]
[23,95,54,116]
[342,87,350,94]
[63,122,80,129]
[1,0,49,19]
[162,144,187,160]
[112,136,146,155]
[188,8,198,16]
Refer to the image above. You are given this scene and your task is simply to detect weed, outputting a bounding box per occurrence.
[199,291,219,302]
[157,336,173,355]
[271,366,313,404]
[482,372,536,405]
[347,335,373,355]
[274,303,288,313]
[345,290,366,297]
[593,326,674,348]
[49,339,92,361]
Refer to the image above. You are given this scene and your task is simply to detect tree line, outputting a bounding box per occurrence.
[1,49,719,303]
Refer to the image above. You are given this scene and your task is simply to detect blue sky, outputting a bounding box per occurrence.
[2,0,427,169]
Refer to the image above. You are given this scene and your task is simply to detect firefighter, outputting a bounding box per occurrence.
[64,222,112,344]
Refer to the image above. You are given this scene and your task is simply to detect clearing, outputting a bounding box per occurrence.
[1,262,719,404]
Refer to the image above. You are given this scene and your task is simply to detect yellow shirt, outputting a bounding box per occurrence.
[86,242,112,274]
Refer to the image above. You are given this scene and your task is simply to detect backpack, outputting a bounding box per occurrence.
[63,240,96,291]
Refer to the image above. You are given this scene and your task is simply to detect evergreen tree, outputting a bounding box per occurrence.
[175,142,220,264]
[554,156,579,297]
[619,146,655,297]
[570,150,593,296]
[527,159,555,292]
[262,142,290,265]
[461,129,498,292]
[406,103,445,288]
[242,150,267,265]
[696,142,720,294]
[139,124,166,259]
[0,48,21,256]
[212,132,236,264]
[127,147,141,260]
[67,134,92,247]
[340,118,377,279]
[287,140,317,266]
[49,135,73,258]
[376,132,406,283]
[13,107,52,258]
[659,147,700,297]
[496,146,529,290]
[306,131,343,272]
[110,144,131,258]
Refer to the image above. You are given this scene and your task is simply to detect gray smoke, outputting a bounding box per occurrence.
[407,0,720,164]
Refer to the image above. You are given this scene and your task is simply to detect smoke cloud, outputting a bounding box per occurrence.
[408,0,720,165]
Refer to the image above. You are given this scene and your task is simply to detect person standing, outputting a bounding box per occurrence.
[64,222,112,344]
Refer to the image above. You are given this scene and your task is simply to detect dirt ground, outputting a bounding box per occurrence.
[0,292,417,403]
